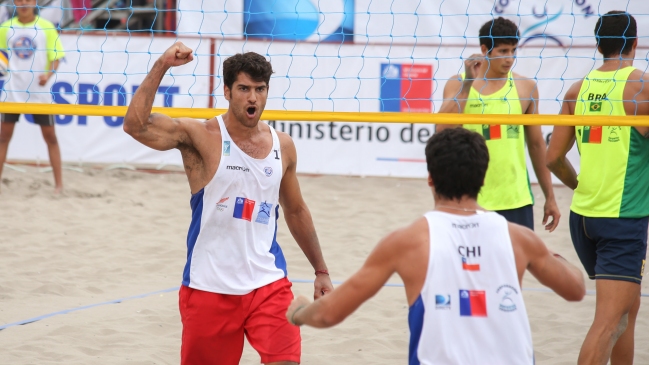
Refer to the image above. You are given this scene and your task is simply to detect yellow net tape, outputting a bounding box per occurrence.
[2,102,649,126]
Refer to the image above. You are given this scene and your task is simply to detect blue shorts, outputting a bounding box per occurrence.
[495,204,534,231]
[569,211,648,284]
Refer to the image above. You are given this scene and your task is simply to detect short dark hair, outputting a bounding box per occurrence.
[479,17,519,51]
[426,128,489,201]
[595,11,637,58]
[223,52,273,90]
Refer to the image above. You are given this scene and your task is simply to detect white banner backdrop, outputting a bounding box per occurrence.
[7,3,649,181]
[177,0,649,48]
[4,34,209,166]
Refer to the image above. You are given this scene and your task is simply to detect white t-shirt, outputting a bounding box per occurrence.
[0,16,65,103]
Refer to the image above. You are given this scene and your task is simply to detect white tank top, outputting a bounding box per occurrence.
[182,116,287,295]
[409,211,534,365]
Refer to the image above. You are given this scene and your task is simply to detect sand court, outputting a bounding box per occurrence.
[0,166,647,364]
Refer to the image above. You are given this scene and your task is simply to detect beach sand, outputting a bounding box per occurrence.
[0,166,647,364]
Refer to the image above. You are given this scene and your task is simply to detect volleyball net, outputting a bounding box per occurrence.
[0,0,648,127]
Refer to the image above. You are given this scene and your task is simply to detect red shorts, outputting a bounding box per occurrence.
[179,278,300,364]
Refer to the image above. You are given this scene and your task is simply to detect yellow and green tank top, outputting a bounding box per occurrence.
[572,66,649,218]
[461,72,533,211]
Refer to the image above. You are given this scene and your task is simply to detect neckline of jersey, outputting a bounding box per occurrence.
[218,115,276,162]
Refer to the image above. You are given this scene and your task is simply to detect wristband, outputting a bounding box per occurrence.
[290,305,306,326]
[315,270,329,276]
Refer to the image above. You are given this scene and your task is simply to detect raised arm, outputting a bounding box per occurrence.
[436,54,484,132]
[277,133,333,299]
[546,82,580,189]
[123,42,195,151]
[510,223,585,302]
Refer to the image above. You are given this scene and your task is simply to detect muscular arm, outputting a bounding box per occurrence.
[123,42,195,151]
[278,134,332,298]
[510,223,585,302]
[288,225,412,328]
[546,82,580,189]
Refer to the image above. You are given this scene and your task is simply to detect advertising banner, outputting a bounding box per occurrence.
[4,34,209,166]
[178,0,649,48]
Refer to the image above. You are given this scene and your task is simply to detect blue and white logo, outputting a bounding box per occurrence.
[255,202,274,225]
[497,284,518,312]
[223,141,230,156]
[264,166,273,177]
[244,0,354,42]
[435,294,451,309]
[12,36,35,59]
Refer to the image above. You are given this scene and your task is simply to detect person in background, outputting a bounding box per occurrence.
[0,0,66,193]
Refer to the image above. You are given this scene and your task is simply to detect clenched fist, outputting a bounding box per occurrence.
[160,41,194,68]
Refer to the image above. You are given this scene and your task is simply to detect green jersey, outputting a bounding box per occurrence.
[572,66,649,218]
[462,72,533,211]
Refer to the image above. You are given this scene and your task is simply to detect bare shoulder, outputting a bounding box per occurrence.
[564,79,583,100]
[512,72,537,91]
[380,217,429,253]
[275,129,295,146]
[627,69,649,96]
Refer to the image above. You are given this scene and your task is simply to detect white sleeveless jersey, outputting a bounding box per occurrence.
[409,211,534,365]
[182,116,287,295]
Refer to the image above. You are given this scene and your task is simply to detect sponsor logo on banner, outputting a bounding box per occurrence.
[459,289,487,317]
[233,197,256,221]
[435,294,451,310]
[223,141,230,156]
[497,284,519,312]
[255,202,274,225]
[243,0,354,42]
[380,63,432,113]
[216,197,229,212]
[264,167,273,177]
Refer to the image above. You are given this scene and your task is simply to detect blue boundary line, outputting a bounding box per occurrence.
[1,279,646,331]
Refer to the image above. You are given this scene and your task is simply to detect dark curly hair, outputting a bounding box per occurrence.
[426,128,489,201]
[223,52,274,90]
[479,17,519,52]
[595,11,637,58]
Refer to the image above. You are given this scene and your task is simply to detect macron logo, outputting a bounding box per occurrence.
[226,165,250,172]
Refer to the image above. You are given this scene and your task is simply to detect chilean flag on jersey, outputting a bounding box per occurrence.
[233,197,256,221]
[459,289,487,317]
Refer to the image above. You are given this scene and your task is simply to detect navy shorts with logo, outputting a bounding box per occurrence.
[495,204,534,231]
[569,211,648,284]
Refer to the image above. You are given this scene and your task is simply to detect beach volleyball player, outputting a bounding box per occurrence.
[436,17,560,232]
[287,128,585,364]
[124,42,333,365]
[547,11,649,365]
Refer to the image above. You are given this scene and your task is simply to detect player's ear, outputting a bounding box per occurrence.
[224,84,231,101]
[480,44,489,56]
[427,174,433,187]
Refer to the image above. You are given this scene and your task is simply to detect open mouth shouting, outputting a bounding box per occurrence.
[246,106,257,118]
